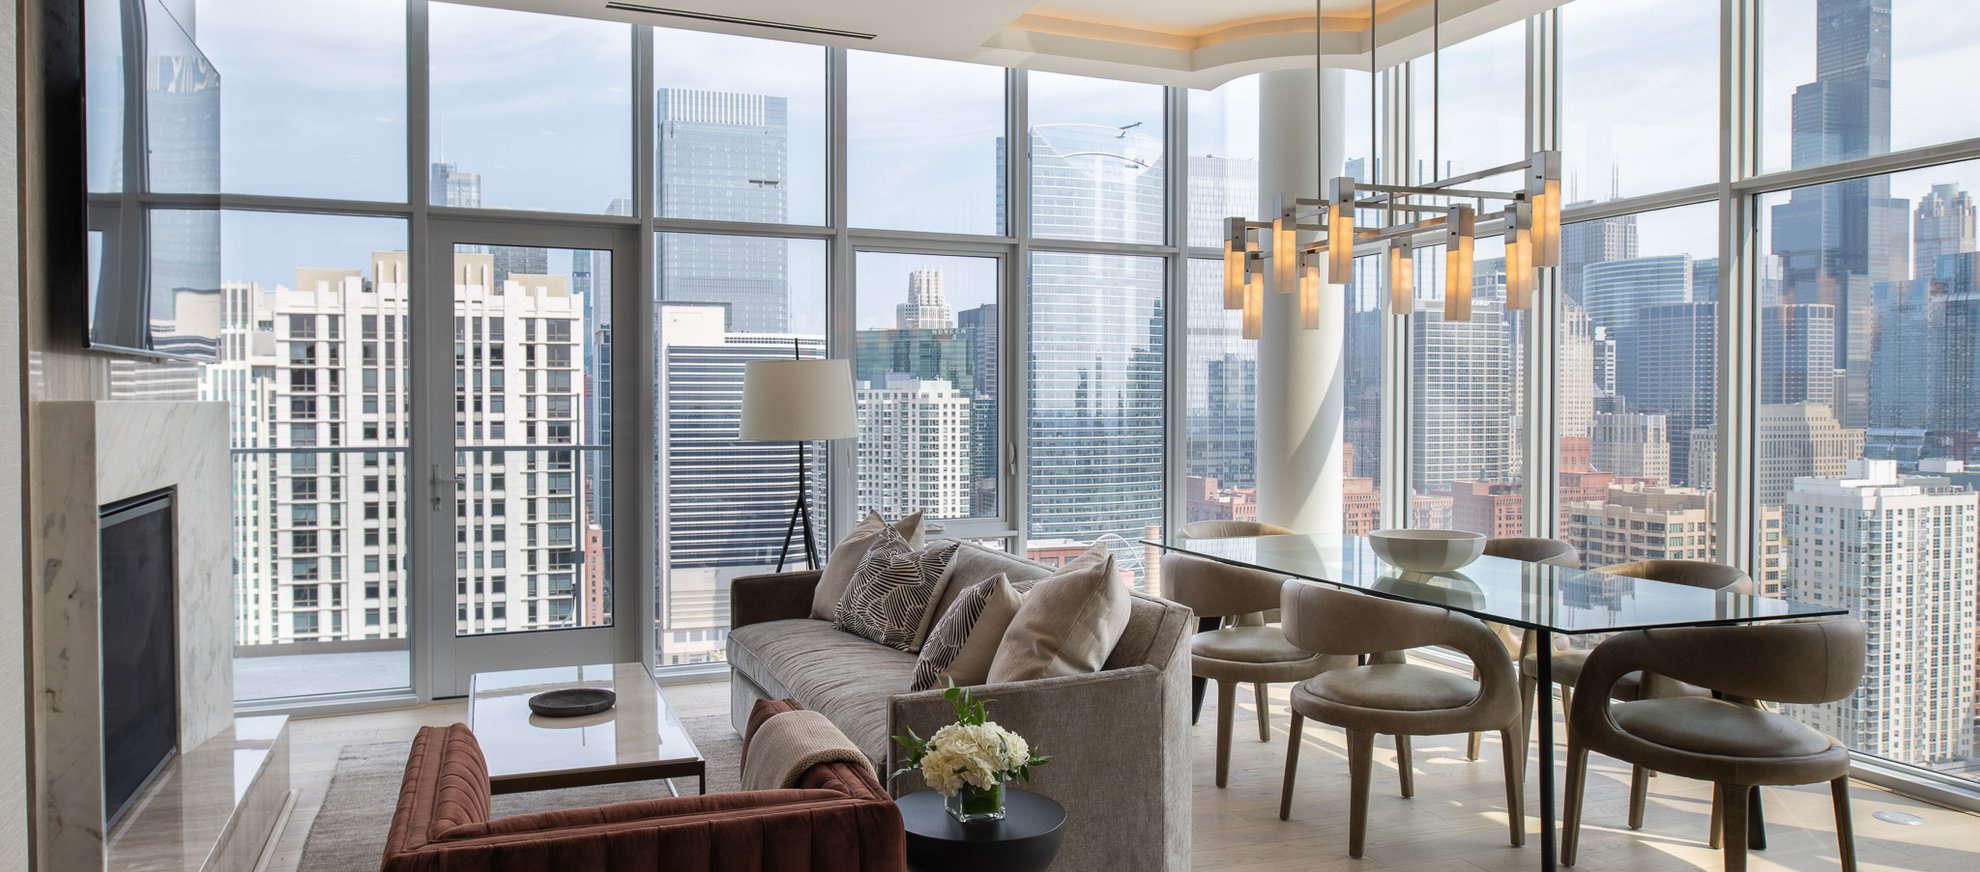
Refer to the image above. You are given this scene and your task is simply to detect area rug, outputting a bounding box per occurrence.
[297,713,742,872]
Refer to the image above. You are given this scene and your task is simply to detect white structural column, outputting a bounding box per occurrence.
[1256,68,1348,534]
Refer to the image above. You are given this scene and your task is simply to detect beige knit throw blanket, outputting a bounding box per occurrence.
[739,710,875,791]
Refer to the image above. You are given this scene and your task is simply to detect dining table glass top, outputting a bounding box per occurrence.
[1144,534,1846,635]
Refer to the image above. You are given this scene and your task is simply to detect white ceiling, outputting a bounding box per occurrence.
[474,0,1561,88]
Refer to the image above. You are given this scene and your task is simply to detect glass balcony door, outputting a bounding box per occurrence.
[420,218,639,697]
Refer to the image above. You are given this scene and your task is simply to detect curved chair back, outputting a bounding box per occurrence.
[1161,553,1285,619]
[1182,520,1294,540]
[1483,536,1578,567]
[1281,581,1513,680]
[1599,559,1752,594]
[1576,618,1866,711]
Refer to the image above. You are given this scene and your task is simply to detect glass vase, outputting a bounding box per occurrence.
[945,780,1006,823]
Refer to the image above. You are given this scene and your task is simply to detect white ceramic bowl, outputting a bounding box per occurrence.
[1367,528,1487,573]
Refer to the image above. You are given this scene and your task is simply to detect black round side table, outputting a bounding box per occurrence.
[897,788,1066,872]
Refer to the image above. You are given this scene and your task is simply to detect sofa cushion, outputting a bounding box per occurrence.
[833,528,961,651]
[911,573,1022,691]
[928,542,1057,619]
[729,619,918,764]
[812,510,924,621]
[987,545,1132,683]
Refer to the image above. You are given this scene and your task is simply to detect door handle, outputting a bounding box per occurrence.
[430,464,464,510]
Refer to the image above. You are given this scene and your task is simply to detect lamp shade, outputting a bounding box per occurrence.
[740,359,857,441]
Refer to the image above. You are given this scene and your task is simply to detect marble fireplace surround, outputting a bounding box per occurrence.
[31,401,234,870]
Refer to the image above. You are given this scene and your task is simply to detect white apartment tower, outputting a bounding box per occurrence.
[856,374,973,520]
[1783,460,1978,769]
[207,252,590,648]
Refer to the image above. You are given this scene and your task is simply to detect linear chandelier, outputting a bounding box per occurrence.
[1222,0,1563,338]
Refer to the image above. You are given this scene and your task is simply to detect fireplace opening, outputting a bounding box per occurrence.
[100,489,178,829]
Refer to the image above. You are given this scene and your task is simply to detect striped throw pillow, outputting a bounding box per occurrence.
[832,527,961,651]
[911,573,1019,691]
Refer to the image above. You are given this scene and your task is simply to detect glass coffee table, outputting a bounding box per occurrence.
[467,662,705,795]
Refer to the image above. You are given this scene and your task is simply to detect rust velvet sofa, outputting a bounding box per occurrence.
[379,699,905,871]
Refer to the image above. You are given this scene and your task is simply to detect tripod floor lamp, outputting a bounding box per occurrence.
[740,346,856,573]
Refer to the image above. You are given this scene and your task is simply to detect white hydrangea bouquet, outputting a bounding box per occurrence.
[891,681,1051,822]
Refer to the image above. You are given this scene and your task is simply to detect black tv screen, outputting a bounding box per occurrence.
[83,0,221,361]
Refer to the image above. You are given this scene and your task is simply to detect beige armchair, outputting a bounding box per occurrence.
[1465,537,1579,762]
[1561,618,1866,872]
[1277,580,1526,858]
[1521,559,1750,829]
[1163,547,1347,788]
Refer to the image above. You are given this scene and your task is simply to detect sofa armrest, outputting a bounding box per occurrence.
[731,570,822,629]
[886,666,1168,784]
[887,664,1191,870]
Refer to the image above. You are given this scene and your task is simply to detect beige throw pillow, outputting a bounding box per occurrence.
[910,574,1023,691]
[986,545,1131,684]
[810,510,924,620]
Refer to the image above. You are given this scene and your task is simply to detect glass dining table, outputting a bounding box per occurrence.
[1143,533,1849,872]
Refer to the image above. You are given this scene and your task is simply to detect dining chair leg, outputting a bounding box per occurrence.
[1831,776,1858,872]
[1395,734,1415,798]
[1559,685,1574,726]
[1500,728,1525,847]
[1254,682,1272,742]
[1518,671,1538,783]
[1627,764,1650,829]
[1214,679,1237,788]
[1347,729,1376,859]
[1467,664,1485,761]
[1561,741,1590,867]
[1721,783,1751,872]
[1278,710,1304,821]
[1709,788,1723,849]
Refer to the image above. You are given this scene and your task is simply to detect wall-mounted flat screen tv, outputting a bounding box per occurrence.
[82,0,222,362]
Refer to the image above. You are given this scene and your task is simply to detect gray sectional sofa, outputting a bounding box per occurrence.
[728,542,1195,872]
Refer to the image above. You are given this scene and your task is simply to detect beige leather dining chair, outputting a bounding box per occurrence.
[1464,537,1580,762]
[1522,558,1750,829]
[1562,618,1866,872]
[1164,543,1348,788]
[1278,580,1526,858]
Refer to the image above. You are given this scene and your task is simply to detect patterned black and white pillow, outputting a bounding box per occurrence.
[833,527,961,651]
[911,574,1003,691]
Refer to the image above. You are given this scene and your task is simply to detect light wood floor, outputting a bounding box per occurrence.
[263,678,1979,872]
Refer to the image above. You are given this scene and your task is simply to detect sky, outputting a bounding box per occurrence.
[195,0,1980,297]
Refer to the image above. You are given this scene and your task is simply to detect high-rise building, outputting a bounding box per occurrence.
[1754,403,1867,507]
[654,88,791,334]
[1189,354,1258,489]
[205,252,591,650]
[1023,124,1168,575]
[1581,254,1692,402]
[1187,153,1258,247]
[856,375,972,520]
[1410,299,1513,494]
[1915,184,1976,282]
[1592,411,1671,484]
[429,161,480,208]
[1761,304,1839,407]
[1783,460,1978,769]
[1634,301,1716,485]
[1770,0,1908,427]
[1561,206,1638,305]
[896,268,954,330]
[1559,300,1595,440]
[655,304,824,665]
